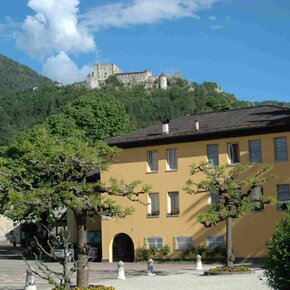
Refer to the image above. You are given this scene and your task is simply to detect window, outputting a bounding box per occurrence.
[209,192,219,206]
[251,187,264,211]
[147,151,158,172]
[207,144,219,167]
[168,192,179,215]
[228,143,240,164]
[249,140,262,164]
[148,193,160,216]
[207,236,225,250]
[166,148,178,170]
[174,236,193,250]
[274,137,288,161]
[147,237,163,250]
[277,184,290,211]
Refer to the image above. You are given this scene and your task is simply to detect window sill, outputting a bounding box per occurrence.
[165,169,178,172]
[166,213,179,217]
[227,163,240,167]
[146,171,158,174]
[147,214,160,218]
[274,160,288,163]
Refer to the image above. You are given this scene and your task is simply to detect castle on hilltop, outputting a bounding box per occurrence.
[87,64,168,90]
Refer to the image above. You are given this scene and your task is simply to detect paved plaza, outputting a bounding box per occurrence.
[0,247,271,290]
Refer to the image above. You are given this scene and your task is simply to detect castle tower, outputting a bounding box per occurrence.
[159,73,168,90]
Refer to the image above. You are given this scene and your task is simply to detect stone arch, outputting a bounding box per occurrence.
[112,233,134,262]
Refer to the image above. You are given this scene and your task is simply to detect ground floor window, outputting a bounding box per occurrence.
[174,236,193,250]
[207,236,225,250]
[147,237,163,250]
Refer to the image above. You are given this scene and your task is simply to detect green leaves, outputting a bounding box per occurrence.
[184,162,273,227]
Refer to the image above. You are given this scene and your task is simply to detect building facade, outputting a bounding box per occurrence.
[69,105,290,262]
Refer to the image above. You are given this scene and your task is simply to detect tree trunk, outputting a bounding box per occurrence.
[226,217,235,267]
[75,210,89,287]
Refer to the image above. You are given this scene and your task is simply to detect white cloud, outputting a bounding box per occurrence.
[81,0,222,30]
[210,25,223,30]
[42,51,91,84]
[16,0,95,59]
[15,0,224,84]
[208,15,217,20]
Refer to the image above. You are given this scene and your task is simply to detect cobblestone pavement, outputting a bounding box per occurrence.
[0,247,270,290]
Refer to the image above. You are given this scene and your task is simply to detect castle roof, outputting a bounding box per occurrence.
[108,105,290,148]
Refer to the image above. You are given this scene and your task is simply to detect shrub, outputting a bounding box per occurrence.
[191,244,206,256]
[149,245,159,257]
[135,247,149,261]
[161,245,171,256]
[205,246,226,258]
[264,210,290,290]
[53,286,115,290]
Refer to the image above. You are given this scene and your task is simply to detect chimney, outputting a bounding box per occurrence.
[162,119,170,135]
[194,120,199,131]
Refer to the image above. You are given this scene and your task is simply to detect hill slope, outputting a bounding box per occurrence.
[0,54,53,97]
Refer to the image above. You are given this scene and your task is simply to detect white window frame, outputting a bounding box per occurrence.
[166,148,178,171]
[207,236,225,251]
[167,192,179,215]
[148,192,160,216]
[174,236,193,250]
[147,150,158,172]
[207,144,219,167]
[274,137,288,161]
[147,237,163,250]
[227,143,240,165]
[277,184,290,211]
[249,140,262,164]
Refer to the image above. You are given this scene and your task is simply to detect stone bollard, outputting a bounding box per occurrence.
[195,254,203,270]
[24,269,37,290]
[147,259,156,276]
[117,261,126,280]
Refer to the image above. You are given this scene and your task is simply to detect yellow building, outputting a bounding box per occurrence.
[71,105,290,262]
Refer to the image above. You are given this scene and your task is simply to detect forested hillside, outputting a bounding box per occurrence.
[0,85,89,145]
[0,57,288,146]
[0,54,53,97]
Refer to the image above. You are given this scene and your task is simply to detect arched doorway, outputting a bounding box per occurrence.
[112,233,134,262]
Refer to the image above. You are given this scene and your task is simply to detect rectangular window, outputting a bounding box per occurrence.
[251,187,264,211]
[210,192,219,206]
[207,144,219,167]
[274,137,288,161]
[168,192,179,215]
[166,148,178,170]
[277,184,290,211]
[147,151,158,172]
[147,237,163,250]
[228,143,240,164]
[249,140,262,164]
[207,236,225,250]
[148,193,160,216]
[174,236,193,250]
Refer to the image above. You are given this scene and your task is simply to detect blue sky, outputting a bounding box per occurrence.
[0,0,290,102]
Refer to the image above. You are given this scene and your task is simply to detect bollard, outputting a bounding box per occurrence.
[147,259,156,276]
[24,269,37,290]
[195,254,203,270]
[117,261,126,280]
